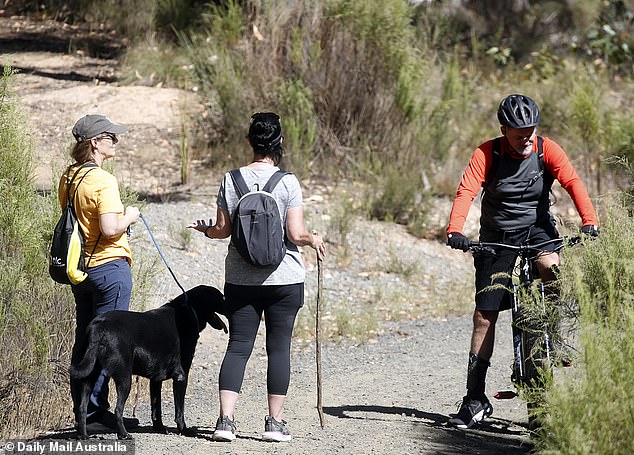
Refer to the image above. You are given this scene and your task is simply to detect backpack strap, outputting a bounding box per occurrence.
[264,170,292,247]
[85,231,102,269]
[229,169,290,196]
[484,137,501,187]
[229,169,250,199]
[537,135,544,172]
[66,163,98,209]
[536,135,557,205]
[262,170,291,193]
[66,163,100,268]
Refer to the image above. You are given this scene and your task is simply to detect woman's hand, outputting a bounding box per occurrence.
[125,206,140,224]
[311,231,326,260]
[187,219,213,233]
[189,209,231,239]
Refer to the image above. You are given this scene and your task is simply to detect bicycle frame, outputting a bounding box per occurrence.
[510,252,549,386]
[469,238,575,388]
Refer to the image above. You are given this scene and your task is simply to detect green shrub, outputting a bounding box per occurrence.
[583,0,634,73]
[364,164,431,229]
[539,203,634,454]
[277,79,317,178]
[184,0,463,231]
[121,39,192,87]
[183,1,251,167]
[0,67,73,438]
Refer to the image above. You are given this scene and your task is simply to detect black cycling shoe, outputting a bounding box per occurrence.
[448,395,493,429]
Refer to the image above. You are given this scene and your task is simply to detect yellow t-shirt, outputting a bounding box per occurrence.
[58,164,132,267]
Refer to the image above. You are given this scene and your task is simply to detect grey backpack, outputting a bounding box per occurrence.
[229,169,290,267]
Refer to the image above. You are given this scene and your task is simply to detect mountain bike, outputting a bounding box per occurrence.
[468,236,580,429]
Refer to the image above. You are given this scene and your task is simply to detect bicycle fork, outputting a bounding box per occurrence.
[511,281,551,387]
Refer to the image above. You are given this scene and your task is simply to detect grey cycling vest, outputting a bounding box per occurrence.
[481,140,553,231]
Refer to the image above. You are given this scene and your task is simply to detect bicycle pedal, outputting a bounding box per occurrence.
[494,390,518,400]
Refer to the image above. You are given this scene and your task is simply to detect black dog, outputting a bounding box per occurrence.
[71,285,227,440]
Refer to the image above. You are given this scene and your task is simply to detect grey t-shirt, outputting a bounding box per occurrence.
[217,166,306,286]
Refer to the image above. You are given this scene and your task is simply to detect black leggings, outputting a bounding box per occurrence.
[219,283,303,395]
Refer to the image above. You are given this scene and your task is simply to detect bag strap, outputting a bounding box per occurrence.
[536,135,557,205]
[526,136,549,186]
[484,137,501,187]
[229,169,250,199]
[66,163,98,209]
[537,135,544,172]
[65,163,100,268]
[229,169,291,198]
[264,170,292,244]
[85,232,102,269]
[262,170,290,193]
[66,163,88,206]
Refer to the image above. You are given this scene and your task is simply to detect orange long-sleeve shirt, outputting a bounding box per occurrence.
[447,136,598,234]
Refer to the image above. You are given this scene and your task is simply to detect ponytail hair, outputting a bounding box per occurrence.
[70,140,94,164]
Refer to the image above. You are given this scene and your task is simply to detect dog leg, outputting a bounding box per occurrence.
[173,372,194,435]
[76,380,91,440]
[150,380,167,434]
[114,375,133,440]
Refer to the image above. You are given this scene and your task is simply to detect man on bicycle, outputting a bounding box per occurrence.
[445,93,599,429]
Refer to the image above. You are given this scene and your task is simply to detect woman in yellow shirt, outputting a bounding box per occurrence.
[59,114,139,430]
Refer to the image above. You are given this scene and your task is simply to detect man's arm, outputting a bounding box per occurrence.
[542,137,599,226]
[447,143,491,234]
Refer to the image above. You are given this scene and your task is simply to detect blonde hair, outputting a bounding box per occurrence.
[70,140,94,164]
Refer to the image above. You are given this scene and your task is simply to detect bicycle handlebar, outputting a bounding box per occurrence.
[468,236,582,256]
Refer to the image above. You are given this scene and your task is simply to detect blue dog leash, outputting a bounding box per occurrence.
[138,213,200,329]
[139,213,186,295]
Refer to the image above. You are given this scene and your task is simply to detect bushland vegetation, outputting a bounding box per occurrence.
[20,0,634,233]
[4,0,634,450]
[0,67,73,437]
[539,199,634,455]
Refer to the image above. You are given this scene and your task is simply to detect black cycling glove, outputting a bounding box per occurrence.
[447,232,470,251]
[581,225,599,237]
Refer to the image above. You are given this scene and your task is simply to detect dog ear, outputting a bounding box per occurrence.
[208,313,228,333]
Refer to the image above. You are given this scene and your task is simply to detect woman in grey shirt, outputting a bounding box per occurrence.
[189,112,325,443]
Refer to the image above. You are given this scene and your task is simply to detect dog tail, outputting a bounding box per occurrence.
[69,328,99,379]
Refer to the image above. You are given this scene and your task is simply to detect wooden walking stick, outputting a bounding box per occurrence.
[316,255,325,428]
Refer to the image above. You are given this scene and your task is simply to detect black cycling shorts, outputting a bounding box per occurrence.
[474,222,560,312]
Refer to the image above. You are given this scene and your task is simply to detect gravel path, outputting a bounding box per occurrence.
[42,198,534,454]
[46,313,532,454]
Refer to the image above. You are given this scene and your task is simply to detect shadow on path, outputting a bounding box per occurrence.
[0,32,122,59]
[10,65,118,83]
[324,404,533,454]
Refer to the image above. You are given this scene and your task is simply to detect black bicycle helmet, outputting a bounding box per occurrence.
[497,94,540,128]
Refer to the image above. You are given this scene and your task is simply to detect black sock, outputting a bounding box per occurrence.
[466,352,490,398]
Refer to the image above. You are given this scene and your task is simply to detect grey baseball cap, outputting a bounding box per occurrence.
[72,114,128,142]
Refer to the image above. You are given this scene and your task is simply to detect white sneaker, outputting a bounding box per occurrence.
[212,416,236,442]
[262,416,292,442]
